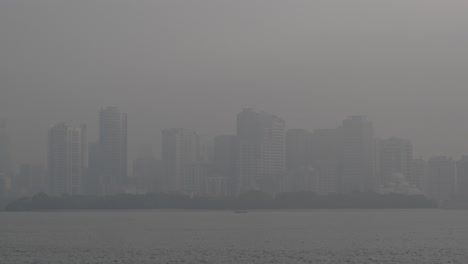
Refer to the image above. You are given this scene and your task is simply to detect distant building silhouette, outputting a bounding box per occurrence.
[214,135,238,195]
[427,156,456,203]
[99,107,127,194]
[409,157,427,193]
[236,108,285,194]
[341,116,375,193]
[456,156,468,199]
[162,128,200,194]
[48,123,86,195]
[198,135,214,164]
[84,142,102,195]
[132,145,161,194]
[195,136,221,196]
[379,138,413,190]
[0,120,11,196]
[309,128,343,166]
[13,164,48,197]
[286,129,311,171]
[285,129,313,192]
[309,127,343,194]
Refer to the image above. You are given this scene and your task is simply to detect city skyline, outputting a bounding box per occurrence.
[5,106,468,168]
[2,106,467,204]
[3,2,468,263]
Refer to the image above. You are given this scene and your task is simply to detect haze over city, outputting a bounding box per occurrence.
[3,0,468,167]
[5,1,468,264]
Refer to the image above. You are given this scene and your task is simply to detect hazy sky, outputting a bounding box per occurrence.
[3,0,468,166]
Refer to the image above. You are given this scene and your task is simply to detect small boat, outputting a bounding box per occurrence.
[234,210,248,213]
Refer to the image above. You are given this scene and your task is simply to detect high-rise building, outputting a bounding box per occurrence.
[308,127,343,194]
[314,160,340,195]
[379,138,413,188]
[198,135,214,164]
[162,128,199,194]
[341,116,375,193]
[99,107,127,194]
[0,173,5,198]
[409,158,427,192]
[48,123,86,195]
[286,129,311,171]
[214,135,238,195]
[309,127,343,166]
[373,138,381,190]
[132,145,161,194]
[203,173,227,196]
[84,142,102,195]
[285,129,312,193]
[456,156,468,199]
[0,120,11,195]
[13,164,48,197]
[236,108,285,194]
[427,156,456,203]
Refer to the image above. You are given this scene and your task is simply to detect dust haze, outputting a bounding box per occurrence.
[2,0,468,166]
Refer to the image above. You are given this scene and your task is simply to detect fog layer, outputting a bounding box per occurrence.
[2,0,468,165]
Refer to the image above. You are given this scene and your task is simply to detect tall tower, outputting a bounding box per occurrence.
[48,123,86,195]
[341,115,375,193]
[99,107,127,194]
[162,128,199,194]
[236,108,285,193]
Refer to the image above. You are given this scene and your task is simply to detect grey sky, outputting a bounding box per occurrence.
[2,0,468,166]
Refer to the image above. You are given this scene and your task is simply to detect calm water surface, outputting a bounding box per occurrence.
[1,209,468,263]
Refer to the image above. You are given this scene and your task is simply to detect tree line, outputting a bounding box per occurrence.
[4,191,436,211]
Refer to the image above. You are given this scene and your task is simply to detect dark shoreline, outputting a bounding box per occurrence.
[0,208,443,214]
[4,191,437,212]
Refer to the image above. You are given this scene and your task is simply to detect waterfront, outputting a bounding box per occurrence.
[1,210,467,263]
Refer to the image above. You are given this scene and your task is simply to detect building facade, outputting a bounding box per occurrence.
[409,158,427,193]
[286,129,311,171]
[341,116,375,193]
[14,164,48,197]
[427,156,456,203]
[0,120,11,195]
[99,107,127,194]
[214,135,238,195]
[456,156,468,199]
[236,108,285,194]
[84,142,102,195]
[309,127,343,194]
[132,145,161,194]
[162,128,200,194]
[379,138,413,189]
[48,123,86,195]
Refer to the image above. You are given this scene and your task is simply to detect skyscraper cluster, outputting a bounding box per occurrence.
[46,107,128,196]
[3,107,468,205]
